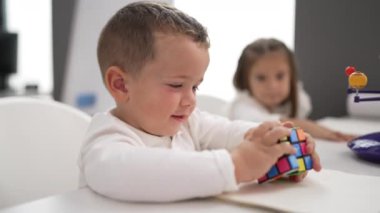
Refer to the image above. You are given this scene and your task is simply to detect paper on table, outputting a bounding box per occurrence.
[218,169,380,213]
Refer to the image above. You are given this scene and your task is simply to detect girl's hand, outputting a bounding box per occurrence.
[323,130,358,142]
[282,119,357,142]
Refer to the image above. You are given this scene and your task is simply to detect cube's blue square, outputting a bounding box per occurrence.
[267,165,279,178]
[304,155,313,170]
[290,129,298,143]
[293,143,302,157]
[288,155,299,169]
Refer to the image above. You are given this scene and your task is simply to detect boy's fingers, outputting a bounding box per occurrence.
[281,121,294,128]
[306,140,315,154]
[272,142,296,157]
[243,128,256,140]
[289,172,307,182]
[262,127,291,146]
[312,150,322,171]
[304,132,321,171]
[305,133,316,153]
[252,121,282,138]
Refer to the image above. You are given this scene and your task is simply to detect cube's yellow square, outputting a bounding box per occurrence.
[297,158,306,171]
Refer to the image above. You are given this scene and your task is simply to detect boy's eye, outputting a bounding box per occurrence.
[192,85,199,92]
[168,84,182,88]
[167,83,200,93]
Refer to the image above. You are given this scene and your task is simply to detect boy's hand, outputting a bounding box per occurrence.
[284,121,322,180]
[231,121,297,183]
[233,121,322,184]
[288,132,322,182]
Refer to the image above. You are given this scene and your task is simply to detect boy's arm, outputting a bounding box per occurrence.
[230,99,281,122]
[189,109,258,150]
[81,141,238,202]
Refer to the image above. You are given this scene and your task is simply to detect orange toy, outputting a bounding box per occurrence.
[345,65,380,103]
[345,66,368,90]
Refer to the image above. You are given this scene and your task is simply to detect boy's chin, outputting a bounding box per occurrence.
[147,127,180,137]
[163,128,181,137]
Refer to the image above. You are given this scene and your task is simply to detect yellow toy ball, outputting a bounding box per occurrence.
[348,71,368,89]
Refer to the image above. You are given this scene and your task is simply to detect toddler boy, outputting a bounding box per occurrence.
[78,1,321,202]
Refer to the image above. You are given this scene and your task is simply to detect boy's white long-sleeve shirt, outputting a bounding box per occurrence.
[78,109,256,202]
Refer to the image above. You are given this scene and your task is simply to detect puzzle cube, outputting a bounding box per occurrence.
[258,128,313,184]
[287,128,313,176]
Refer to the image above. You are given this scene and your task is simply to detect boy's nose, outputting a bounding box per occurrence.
[181,90,196,107]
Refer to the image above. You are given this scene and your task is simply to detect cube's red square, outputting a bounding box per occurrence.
[300,142,307,155]
[277,157,291,173]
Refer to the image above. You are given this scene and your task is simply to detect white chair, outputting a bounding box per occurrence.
[196,94,229,117]
[0,97,91,208]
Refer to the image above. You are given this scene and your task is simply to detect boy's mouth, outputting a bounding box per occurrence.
[171,115,187,122]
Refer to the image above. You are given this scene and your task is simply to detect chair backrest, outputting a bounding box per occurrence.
[196,94,229,117]
[0,97,91,208]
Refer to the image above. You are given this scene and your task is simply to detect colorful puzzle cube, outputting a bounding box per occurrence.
[258,128,313,184]
[287,128,313,176]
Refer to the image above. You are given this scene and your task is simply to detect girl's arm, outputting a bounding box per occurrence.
[280,118,357,142]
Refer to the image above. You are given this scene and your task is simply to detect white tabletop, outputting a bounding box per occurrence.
[0,188,270,213]
[1,116,379,213]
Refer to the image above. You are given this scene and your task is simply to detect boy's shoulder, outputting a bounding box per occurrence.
[84,110,158,147]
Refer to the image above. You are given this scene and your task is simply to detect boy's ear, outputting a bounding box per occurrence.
[104,66,129,101]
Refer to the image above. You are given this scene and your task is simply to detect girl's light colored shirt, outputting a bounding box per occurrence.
[78,108,256,202]
[229,82,312,122]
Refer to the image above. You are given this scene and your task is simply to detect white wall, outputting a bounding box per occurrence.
[175,0,295,102]
[63,0,120,114]
[6,0,52,94]
[63,0,294,113]
[63,0,171,114]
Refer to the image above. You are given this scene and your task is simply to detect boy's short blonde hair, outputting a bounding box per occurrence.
[97,1,209,79]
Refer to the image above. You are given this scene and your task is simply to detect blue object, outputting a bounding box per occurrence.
[304,155,313,170]
[347,132,380,163]
[76,93,97,108]
[293,143,302,157]
[267,165,279,178]
[290,129,298,143]
[288,155,299,169]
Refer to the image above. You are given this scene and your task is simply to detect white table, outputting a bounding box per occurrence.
[1,117,379,213]
[0,188,271,213]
